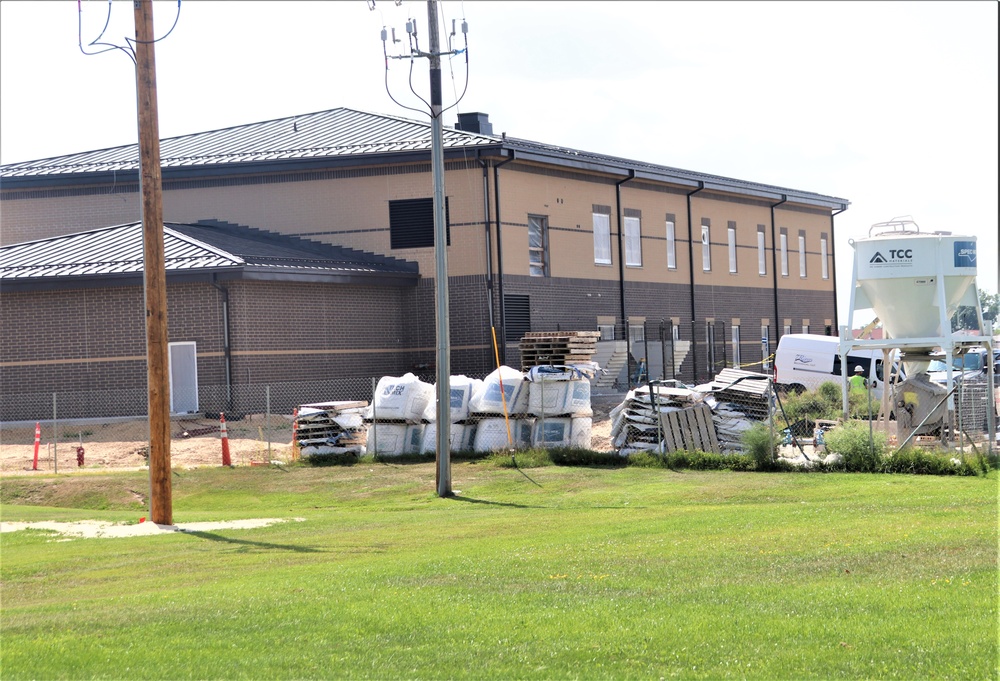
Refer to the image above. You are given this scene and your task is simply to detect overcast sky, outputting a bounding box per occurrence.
[1,1,997,326]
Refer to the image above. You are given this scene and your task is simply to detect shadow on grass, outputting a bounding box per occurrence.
[448,496,548,509]
[182,530,326,553]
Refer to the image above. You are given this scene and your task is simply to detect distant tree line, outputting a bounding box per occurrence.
[951,289,999,331]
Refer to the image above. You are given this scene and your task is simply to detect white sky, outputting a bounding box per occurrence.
[1,0,997,326]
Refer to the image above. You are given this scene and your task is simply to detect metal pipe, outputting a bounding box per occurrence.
[616,171,635,383]
[478,155,496,336]
[830,204,848,331]
[493,154,514,366]
[211,277,233,411]
[770,195,787,358]
[685,183,704,382]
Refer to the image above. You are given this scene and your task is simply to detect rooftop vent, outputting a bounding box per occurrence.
[455,112,493,135]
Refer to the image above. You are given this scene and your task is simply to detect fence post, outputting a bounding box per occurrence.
[669,320,676,381]
[266,385,272,461]
[371,376,378,457]
[52,392,58,475]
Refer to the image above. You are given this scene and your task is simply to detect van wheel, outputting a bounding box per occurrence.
[789,384,806,395]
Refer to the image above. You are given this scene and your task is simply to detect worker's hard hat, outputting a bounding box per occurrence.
[854,366,864,373]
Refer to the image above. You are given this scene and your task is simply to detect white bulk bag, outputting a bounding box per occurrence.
[371,373,434,423]
[469,366,529,415]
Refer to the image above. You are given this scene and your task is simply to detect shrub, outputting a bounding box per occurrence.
[823,421,888,472]
[816,381,842,405]
[741,422,779,470]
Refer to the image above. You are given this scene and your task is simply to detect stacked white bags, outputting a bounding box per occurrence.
[471,366,534,452]
[525,365,593,448]
[420,375,482,453]
[365,373,433,456]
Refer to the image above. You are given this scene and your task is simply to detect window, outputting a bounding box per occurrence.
[784,324,792,337]
[761,326,770,371]
[701,221,711,271]
[672,324,681,341]
[389,197,450,249]
[757,227,766,275]
[706,322,716,374]
[798,232,807,278]
[528,215,548,277]
[624,216,642,267]
[593,212,611,265]
[666,217,677,269]
[732,325,741,369]
[629,324,645,343]
[802,324,809,334]
[598,324,615,341]
[821,235,829,279]
[728,222,737,273]
[780,231,789,276]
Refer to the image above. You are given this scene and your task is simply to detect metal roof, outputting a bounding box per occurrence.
[0,107,849,209]
[0,219,419,291]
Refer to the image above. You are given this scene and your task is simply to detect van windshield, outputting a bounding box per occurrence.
[928,353,984,372]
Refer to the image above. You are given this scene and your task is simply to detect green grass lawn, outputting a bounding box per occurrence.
[1,462,997,680]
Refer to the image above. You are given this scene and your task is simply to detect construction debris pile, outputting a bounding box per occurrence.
[294,401,368,457]
[610,369,771,456]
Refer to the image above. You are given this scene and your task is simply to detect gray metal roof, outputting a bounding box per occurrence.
[0,107,849,209]
[0,219,419,291]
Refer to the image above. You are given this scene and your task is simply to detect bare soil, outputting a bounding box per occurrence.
[0,395,624,476]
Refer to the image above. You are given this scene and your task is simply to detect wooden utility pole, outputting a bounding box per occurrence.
[134,0,172,525]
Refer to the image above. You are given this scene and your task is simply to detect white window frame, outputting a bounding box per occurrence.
[802,324,809,334]
[780,233,789,277]
[629,324,645,343]
[593,213,612,265]
[798,234,807,278]
[666,220,677,269]
[598,324,615,341]
[728,226,737,273]
[701,225,711,272]
[757,231,766,276]
[732,325,741,369]
[624,216,642,267]
[821,237,829,279]
[528,214,548,277]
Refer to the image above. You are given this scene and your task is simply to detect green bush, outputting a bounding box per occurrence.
[823,421,888,472]
[741,422,779,470]
[816,381,842,405]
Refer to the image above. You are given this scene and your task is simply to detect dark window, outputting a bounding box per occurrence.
[389,197,450,249]
[504,294,531,342]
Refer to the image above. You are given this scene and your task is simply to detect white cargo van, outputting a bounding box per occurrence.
[774,334,900,398]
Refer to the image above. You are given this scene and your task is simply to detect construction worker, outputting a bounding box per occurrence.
[849,365,869,391]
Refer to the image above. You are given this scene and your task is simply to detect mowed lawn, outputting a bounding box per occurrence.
[1,462,996,680]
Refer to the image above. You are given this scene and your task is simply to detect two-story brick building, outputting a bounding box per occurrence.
[0,107,849,418]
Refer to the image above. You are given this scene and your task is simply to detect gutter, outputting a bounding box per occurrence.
[770,194,788,361]
[616,171,636,381]
[686,182,705,382]
[492,152,515,365]
[830,203,848,332]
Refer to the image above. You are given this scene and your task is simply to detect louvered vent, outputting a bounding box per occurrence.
[504,294,531,342]
[389,197,450,249]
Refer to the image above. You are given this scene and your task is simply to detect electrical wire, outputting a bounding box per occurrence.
[78,0,182,63]
[127,0,182,46]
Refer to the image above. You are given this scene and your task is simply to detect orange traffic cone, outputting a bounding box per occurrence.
[220,412,232,467]
[32,422,40,471]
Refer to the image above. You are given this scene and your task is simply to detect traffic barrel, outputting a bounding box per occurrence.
[220,412,232,466]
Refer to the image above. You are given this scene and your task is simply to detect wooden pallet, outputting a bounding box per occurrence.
[656,404,721,454]
[519,331,600,369]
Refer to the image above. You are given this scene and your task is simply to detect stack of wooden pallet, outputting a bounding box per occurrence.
[518,331,601,369]
[295,401,368,457]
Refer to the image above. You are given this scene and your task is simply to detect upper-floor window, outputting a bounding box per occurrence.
[798,232,807,278]
[701,221,711,271]
[593,212,611,265]
[528,214,548,277]
[757,226,766,276]
[728,222,737,274]
[666,217,677,269]
[624,216,642,267]
[821,235,829,279]
[780,231,789,277]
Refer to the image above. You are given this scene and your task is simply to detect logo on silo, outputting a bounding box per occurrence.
[868,249,912,268]
[954,241,976,267]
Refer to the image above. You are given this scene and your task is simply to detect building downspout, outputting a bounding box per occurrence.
[477,153,495,337]
[210,276,233,411]
[686,182,704,382]
[830,203,848,332]
[616,170,636,381]
[493,153,515,366]
[770,194,787,356]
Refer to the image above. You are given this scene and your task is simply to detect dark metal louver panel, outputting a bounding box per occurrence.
[504,295,531,342]
[389,197,450,249]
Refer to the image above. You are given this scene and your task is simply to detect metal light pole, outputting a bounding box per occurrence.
[428,0,452,497]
